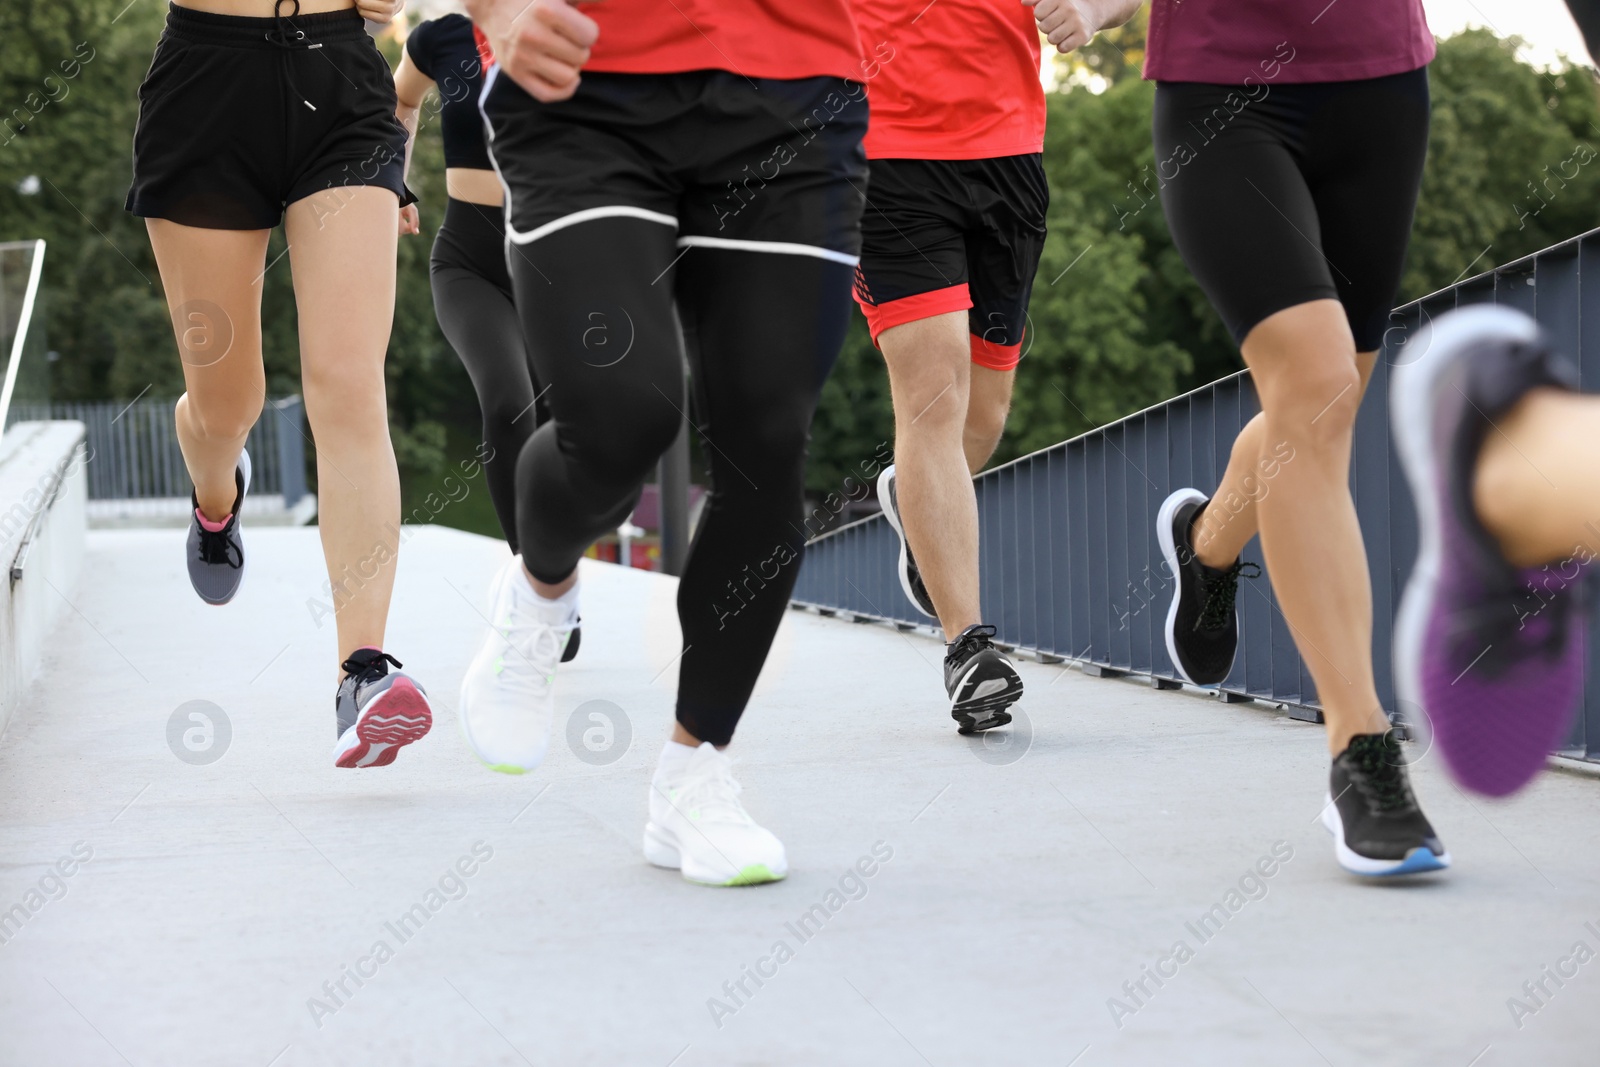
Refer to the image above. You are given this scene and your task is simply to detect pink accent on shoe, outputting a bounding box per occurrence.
[334,677,432,768]
[196,509,232,533]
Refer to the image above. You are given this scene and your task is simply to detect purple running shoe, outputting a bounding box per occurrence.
[1392,305,1585,797]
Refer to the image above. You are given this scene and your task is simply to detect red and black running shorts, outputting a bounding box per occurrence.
[126,5,412,231]
[853,155,1048,371]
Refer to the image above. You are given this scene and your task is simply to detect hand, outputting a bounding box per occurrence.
[1024,0,1095,54]
[399,203,420,236]
[356,0,404,25]
[466,0,597,102]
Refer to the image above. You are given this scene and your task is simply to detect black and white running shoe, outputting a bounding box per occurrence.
[877,464,937,618]
[186,449,251,606]
[332,648,433,768]
[1157,487,1259,685]
[1321,730,1450,877]
[944,623,1023,734]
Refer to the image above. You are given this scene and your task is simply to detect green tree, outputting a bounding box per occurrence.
[0,0,480,524]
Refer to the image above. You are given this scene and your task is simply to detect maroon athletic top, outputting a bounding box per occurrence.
[1144,0,1435,85]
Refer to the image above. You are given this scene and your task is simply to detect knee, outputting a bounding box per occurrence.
[563,395,681,486]
[1258,360,1362,446]
[303,361,387,432]
[183,392,262,443]
[964,390,1010,458]
[894,368,968,434]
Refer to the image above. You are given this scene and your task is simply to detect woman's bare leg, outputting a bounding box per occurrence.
[284,187,402,669]
[145,221,270,520]
[1239,300,1389,754]
[1193,352,1378,569]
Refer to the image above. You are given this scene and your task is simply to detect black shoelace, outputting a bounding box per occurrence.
[1195,560,1260,632]
[196,521,243,569]
[265,0,321,112]
[341,649,403,685]
[945,623,997,666]
[1345,735,1417,815]
[1464,567,1585,676]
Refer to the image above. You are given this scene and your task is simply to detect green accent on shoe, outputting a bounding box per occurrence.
[720,864,783,886]
[484,761,526,775]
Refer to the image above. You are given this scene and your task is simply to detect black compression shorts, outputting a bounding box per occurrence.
[126,5,412,230]
[853,155,1048,370]
[480,69,867,264]
[1153,67,1430,351]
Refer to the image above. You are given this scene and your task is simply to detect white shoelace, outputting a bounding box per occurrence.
[669,752,753,826]
[493,603,574,700]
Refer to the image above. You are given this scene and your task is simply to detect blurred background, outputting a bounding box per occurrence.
[2,0,1597,555]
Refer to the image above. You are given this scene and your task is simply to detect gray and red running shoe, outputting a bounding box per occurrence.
[332,648,433,768]
[1391,305,1585,797]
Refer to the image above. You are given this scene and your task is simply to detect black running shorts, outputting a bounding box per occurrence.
[480,69,868,266]
[853,155,1048,371]
[126,5,412,231]
[1153,67,1430,351]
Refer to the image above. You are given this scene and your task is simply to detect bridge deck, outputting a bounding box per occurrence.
[0,527,1594,1066]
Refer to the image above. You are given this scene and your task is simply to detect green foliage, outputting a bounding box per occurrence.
[0,0,482,527]
[1403,29,1600,300]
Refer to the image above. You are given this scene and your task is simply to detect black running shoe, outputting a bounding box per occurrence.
[1157,487,1259,685]
[186,449,251,606]
[1321,730,1450,876]
[877,464,937,618]
[944,623,1023,734]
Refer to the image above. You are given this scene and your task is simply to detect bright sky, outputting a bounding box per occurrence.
[1423,0,1590,66]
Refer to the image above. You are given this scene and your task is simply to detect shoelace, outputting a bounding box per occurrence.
[1345,735,1418,815]
[670,754,752,826]
[496,612,575,699]
[265,0,321,112]
[1464,567,1585,675]
[196,519,243,569]
[341,649,402,689]
[1195,561,1260,633]
[945,623,998,667]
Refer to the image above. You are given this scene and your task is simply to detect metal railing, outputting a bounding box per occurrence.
[6,396,308,509]
[792,227,1600,763]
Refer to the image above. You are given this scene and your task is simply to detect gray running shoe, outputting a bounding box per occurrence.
[332,649,433,768]
[186,449,251,606]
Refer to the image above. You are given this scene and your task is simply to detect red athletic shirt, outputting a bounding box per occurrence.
[1144,0,1435,85]
[581,1,864,81]
[851,0,1045,160]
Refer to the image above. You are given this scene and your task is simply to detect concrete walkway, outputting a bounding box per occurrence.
[1,526,1597,1066]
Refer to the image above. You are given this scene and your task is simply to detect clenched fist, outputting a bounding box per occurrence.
[464,0,598,102]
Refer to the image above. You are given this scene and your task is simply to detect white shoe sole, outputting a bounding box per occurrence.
[643,821,787,887]
[1389,306,1541,758]
[1319,794,1451,876]
[1156,486,1209,686]
[877,465,936,619]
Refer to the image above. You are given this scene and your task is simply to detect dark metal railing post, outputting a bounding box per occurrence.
[275,396,307,510]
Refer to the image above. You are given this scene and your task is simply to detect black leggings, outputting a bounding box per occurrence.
[510,218,853,745]
[429,197,548,553]
[1153,68,1430,350]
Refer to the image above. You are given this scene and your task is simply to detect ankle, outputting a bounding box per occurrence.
[1326,710,1392,757]
[528,564,577,600]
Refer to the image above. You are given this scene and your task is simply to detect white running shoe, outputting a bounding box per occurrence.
[458,557,576,774]
[643,743,788,886]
